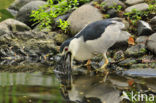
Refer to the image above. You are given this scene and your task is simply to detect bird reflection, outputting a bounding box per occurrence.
[55,67,129,103]
[54,56,156,103]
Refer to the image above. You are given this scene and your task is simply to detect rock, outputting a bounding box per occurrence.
[118,58,137,67]
[9,0,41,11]
[137,20,153,36]
[125,44,147,56]
[0,31,58,60]
[113,50,125,61]
[16,1,47,28]
[125,0,144,5]
[125,3,149,12]
[67,4,103,35]
[7,8,18,16]
[122,68,156,78]
[136,36,148,44]
[53,33,69,45]
[146,33,156,55]
[54,13,71,25]
[150,16,156,32]
[101,0,126,9]
[131,63,156,69]
[106,9,118,17]
[0,19,30,35]
[150,16,156,23]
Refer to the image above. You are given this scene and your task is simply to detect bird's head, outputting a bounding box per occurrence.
[60,38,72,55]
[60,38,73,66]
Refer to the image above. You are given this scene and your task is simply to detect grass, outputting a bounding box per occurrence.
[0,0,14,22]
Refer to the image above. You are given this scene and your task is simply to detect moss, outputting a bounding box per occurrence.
[0,0,14,22]
[0,9,14,22]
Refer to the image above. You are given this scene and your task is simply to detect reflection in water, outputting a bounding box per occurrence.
[0,61,156,103]
[0,72,66,103]
[55,67,156,103]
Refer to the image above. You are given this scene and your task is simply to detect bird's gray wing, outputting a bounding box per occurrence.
[74,19,115,42]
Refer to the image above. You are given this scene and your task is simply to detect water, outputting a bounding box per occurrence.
[0,63,156,103]
[0,72,66,103]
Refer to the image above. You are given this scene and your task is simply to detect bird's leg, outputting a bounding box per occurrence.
[85,59,91,66]
[85,59,91,72]
[100,53,109,72]
[99,53,109,82]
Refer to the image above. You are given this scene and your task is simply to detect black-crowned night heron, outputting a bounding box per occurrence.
[60,19,130,75]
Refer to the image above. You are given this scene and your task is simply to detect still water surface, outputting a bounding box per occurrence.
[0,64,156,103]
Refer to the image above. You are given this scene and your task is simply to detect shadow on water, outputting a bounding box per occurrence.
[0,61,156,103]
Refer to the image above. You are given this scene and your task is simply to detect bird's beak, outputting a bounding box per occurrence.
[64,52,71,65]
[60,52,72,73]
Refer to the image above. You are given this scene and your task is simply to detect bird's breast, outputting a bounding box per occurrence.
[69,38,93,61]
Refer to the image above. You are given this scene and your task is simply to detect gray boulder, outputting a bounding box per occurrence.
[16,1,47,28]
[125,0,144,5]
[0,30,57,60]
[118,58,137,67]
[9,0,41,11]
[0,19,30,35]
[67,4,103,35]
[137,20,153,36]
[136,36,148,44]
[7,8,18,16]
[146,33,156,55]
[150,16,156,32]
[125,3,149,12]
[125,43,147,56]
[101,0,126,9]
[106,9,118,17]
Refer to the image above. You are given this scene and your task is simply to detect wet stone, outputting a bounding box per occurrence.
[54,33,69,45]
[150,16,156,32]
[137,20,153,36]
[113,50,125,61]
[140,55,154,63]
[122,68,156,78]
[125,0,144,5]
[118,58,137,67]
[125,44,147,57]
[136,36,148,44]
[106,9,118,17]
[125,3,149,12]
[131,63,156,69]
[146,33,156,55]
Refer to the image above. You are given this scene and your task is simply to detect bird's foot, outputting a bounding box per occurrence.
[95,67,108,73]
[96,67,109,83]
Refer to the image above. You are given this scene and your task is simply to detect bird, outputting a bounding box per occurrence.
[60,18,131,76]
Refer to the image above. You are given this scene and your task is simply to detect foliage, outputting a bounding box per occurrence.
[0,0,14,22]
[124,3,155,26]
[109,4,123,12]
[103,14,110,19]
[0,9,14,22]
[124,9,142,26]
[123,0,156,26]
[31,0,92,32]
[57,19,69,33]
